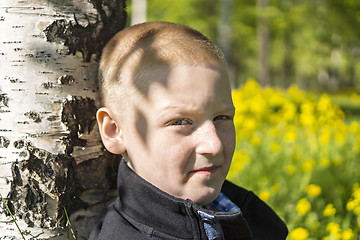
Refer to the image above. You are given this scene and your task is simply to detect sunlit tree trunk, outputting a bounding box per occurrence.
[282,27,294,89]
[218,0,234,88]
[348,44,360,88]
[0,0,126,238]
[257,0,270,87]
[131,0,147,25]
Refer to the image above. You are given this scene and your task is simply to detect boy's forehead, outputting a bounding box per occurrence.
[131,62,228,96]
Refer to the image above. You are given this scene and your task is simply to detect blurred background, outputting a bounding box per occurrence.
[128,1,360,239]
[129,0,360,91]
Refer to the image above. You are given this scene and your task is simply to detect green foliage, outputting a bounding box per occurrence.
[145,0,219,41]
[128,0,360,90]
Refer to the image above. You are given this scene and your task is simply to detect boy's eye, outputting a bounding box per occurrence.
[213,115,232,122]
[171,119,192,126]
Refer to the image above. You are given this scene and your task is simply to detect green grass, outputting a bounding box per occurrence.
[0,194,26,240]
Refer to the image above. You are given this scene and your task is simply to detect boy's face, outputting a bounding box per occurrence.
[119,64,235,205]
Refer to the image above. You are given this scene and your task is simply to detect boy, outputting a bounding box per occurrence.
[89,21,287,240]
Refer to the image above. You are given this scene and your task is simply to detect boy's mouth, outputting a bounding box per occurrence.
[189,165,220,176]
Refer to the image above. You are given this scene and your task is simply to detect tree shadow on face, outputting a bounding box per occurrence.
[123,29,173,147]
[117,25,226,148]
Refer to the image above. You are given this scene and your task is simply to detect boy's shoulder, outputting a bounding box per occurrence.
[221,180,288,240]
[88,202,160,240]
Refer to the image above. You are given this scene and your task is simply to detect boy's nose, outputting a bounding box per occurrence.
[195,120,223,156]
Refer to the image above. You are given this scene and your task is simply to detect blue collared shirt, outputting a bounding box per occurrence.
[198,192,242,240]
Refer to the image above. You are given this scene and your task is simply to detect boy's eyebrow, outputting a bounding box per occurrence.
[156,104,200,119]
[157,104,235,120]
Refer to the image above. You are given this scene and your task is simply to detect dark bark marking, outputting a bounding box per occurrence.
[44,0,127,62]
[24,111,42,123]
[0,129,12,132]
[46,115,58,121]
[0,136,10,148]
[16,121,30,125]
[0,94,9,107]
[61,96,97,155]
[57,74,75,85]
[2,41,22,44]
[41,82,54,89]
[14,139,25,149]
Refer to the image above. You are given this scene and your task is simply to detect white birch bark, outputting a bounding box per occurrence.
[0,0,126,239]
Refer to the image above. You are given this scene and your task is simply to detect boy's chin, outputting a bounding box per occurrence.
[188,176,227,206]
[189,186,222,206]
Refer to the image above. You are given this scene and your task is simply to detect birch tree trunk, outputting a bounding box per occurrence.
[217,0,234,88]
[130,0,147,25]
[0,0,126,239]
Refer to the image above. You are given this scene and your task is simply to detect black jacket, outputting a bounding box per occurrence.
[89,160,288,240]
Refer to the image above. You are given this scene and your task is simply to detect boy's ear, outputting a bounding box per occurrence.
[96,107,126,154]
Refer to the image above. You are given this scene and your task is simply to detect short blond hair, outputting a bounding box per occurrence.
[99,21,226,117]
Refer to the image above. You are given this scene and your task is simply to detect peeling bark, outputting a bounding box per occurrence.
[7,143,76,228]
[0,0,126,239]
[44,0,127,62]
[7,142,119,229]
[61,96,97,155]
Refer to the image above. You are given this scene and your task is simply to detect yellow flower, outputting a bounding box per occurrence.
[285,164,296,175]
[296,198,311,216]
[341,229,354,240]
[306,184,322,197]
[250,135,261,146]
[346,200,356,211]
[326,222,341,236]
[270,142,281,153]
[259,191,271,202]
[285,129,297,142]
[300,102,315,126]
[319,127,331,145]
[320,157,330,167]
[349,121,359,134]
[323,203,336,217]
[269,127,280,136]
[251,96,266,114]
[354,206,360,215]
[243,78,261,93]
[288,86,307,104]
[282,102,297,122]
[229,150,251,175]
[301,159,316,172]
[285,124,297,142]
[243,117,257,132]
[334,128,346,146]
[346,184,360,214]
[353,186,360,200]
[289,227,309,240]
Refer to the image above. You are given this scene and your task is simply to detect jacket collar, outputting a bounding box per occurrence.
[114,160,253,239]
[115,160,205,239]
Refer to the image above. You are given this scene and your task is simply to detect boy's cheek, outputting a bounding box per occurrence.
[221,128,236,146]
